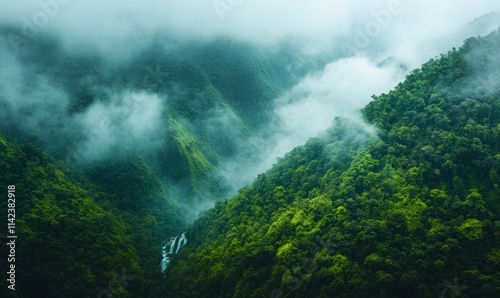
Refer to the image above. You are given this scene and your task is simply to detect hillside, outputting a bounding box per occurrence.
[0,132,188,297]
[1,7,500,297]
[160,30,500,297]
[0,32,315,205]
[0,29,326,297]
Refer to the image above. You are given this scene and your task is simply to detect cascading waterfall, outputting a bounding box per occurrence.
[161,232,187,274]
[176,232,187,254]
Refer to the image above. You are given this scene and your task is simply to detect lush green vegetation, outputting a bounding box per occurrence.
[1,23,499,298]
[0,31,310,297]
[1,34,309,201]
[159,30,500,297]
[0,134,186,297]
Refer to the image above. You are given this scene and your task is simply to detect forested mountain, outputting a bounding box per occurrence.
[0,32,320,206]
[0,133,185,296]
[0,32,320,297]
[159,29,500,297]
[1,6,500,298]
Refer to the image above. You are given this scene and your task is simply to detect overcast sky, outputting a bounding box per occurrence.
[1,1,500,60]
[2,1,499,147]
[1,0,500,201]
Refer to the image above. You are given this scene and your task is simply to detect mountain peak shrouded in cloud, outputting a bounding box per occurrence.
[159,29,500,298]
[1,1,499,61]
[1,1,500,297]
[1,1,500,202]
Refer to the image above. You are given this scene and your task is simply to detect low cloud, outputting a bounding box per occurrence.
[0,45,168,164]
[215,56,401,192]
[275,56,399,140]
[0,45,73,144]
[1,0,500,213]
[2,1,499,62]
[71,92,167,163]
[254,56,399,174]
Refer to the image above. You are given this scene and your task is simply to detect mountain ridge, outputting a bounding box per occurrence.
[160,29,500,298]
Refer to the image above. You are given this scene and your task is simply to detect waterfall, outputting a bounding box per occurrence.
[176,232,187,254]
[160,232,188,273]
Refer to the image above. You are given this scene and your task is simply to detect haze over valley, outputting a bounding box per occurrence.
[1,1,500,297]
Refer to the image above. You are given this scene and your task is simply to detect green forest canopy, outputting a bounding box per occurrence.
[0,27,499,298]
[160,30,500,297]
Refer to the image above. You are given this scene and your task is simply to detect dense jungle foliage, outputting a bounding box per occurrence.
[159,30,500,297]
[0,134,187,297]
[0,32,313,202]
[0,21,499,298]
[0,27,326,297]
